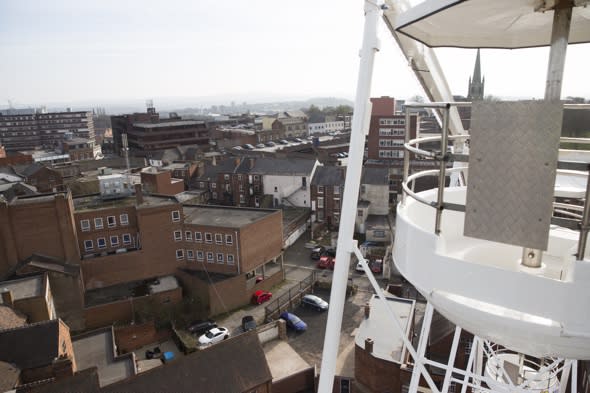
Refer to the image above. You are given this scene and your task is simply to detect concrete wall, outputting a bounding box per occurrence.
[263,174,313,208]
[362,184,389,215]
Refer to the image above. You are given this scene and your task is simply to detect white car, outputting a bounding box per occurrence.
[301,294,329,311]
[198,327,229,346]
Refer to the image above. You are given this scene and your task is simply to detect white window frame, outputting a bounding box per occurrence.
[110,235,119,247]
[84,240,93,251]
[207,252,214,263]
[195,232,202,242]
[94,217,103,230]
[196,250,204,261]
[215,233,223,244]
[120,213,129,226]
[97,237,106,249]
[187,249,194,260]
[217,253,224,264]
[317,197,324,208]
[185,231,193,241]
[171,210,181,222]
[80,219,90,232]
[227,254,235,265]
[176,249,184,260]
[318,185,324,194]
[205,232,212,243]
[107,216,116,228]
[174,230,182,241]
[122,233,131,245]
[225,234,233,245]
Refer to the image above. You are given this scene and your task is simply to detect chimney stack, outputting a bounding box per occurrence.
[249,158,255,169]
[134,183,143,205]
[365,338,374,354]
[364,302,370,319]
[1,290,13,307]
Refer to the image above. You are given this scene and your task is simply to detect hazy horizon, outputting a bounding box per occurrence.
[1,1,589,110]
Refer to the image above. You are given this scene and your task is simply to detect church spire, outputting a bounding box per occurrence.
[467,49,485,100]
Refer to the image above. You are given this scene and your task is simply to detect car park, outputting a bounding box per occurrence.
[242,315,257,332]
[198,327,229,346]
[188,320,217,335]
[301,294,329,311]
[280,312,307,332]
[251,289,272,304]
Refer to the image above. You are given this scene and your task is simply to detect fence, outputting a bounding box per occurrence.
[264,272,316,322]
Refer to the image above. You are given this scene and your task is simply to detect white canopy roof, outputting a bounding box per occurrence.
[395,0,590,48]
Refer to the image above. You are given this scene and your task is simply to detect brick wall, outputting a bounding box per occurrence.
[83,287,182,330]
[354,343,402,392]
[80,203,183,289]
[0,193,80,276]
[238,210,283,273]
[58,319,77,372]
[272,367,316,393]
[115,321,170,353]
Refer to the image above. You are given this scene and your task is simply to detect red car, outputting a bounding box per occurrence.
[317,255,336,270]
[251,290,272,305]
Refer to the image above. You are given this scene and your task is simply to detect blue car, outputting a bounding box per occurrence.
[280,312,307,332]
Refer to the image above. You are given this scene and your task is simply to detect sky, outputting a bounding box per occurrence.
[1,0,589,110]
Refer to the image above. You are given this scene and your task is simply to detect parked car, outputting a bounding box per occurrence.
[255,143,266,148]
[242,315,257,332]
[278,139,290,145]
[188,320,217,335]
[322,248,336,258]
[232,146,243,150]
[265,141,276,147]
[251,289,272,304]
[243,144,255,150]
[293,137,304,143]
[355,259,382,274]
[280,312,307,332]
[198,327,229,346]
[317,255,335,270]
[301,294,329,311]
[310,246,326,260]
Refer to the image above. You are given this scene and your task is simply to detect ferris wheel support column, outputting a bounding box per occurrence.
[317,1,384,392]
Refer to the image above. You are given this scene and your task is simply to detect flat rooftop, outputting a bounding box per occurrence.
[183,205,277,228]
[133,120,205,128]
[73,193,176,212]
[355,294,415,364]
[0,275,43,302]
[73,328,135,387]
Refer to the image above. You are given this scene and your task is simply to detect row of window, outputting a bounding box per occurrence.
[173,230,233,245]
[81,214,129,231]
[176,249,235,265]
[84,234,132,251]
[379,150,405,158]
[378,139,404,148]
[378,127,405,136]
[379,118,406,126]
[317,185,341,194]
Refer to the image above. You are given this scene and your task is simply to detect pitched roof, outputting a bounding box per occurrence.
[0,319,60,369]
[100,331,272,393]
[19,163,45,177]
[198,158,239,180]
[16,367,100,393]
[311,166,346,186]
[237,157,316,176]
[362,167,389,185]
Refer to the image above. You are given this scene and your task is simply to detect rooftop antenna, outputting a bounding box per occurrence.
[146,99,156,115]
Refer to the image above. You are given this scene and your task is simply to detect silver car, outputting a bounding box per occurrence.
[301,294,329,311]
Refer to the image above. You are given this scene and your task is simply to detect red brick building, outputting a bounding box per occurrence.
[140,167,185,196]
